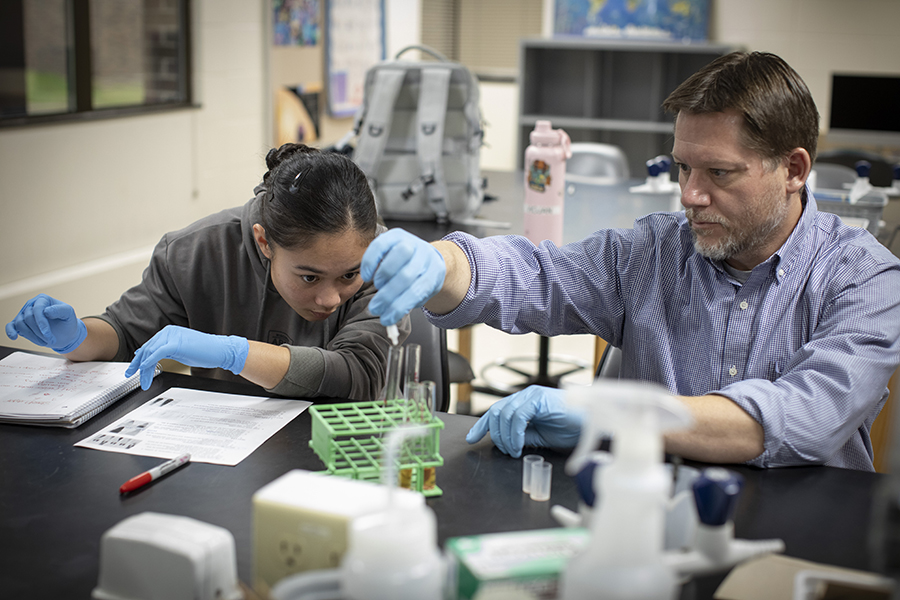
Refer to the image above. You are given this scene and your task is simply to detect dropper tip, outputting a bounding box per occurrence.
[386,324,399,346]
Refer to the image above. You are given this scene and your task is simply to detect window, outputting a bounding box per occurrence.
[0,0,191,125]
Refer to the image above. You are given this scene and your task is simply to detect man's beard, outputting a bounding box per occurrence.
[686,193,790,263]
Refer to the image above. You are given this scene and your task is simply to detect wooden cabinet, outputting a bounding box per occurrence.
[518,38,733,175]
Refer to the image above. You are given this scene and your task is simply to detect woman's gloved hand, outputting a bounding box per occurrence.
[5,294,87,354]
[465,385,584,458]
[126,325,249,390]
[361,228,446,326]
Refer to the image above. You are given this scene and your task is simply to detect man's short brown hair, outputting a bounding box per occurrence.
[663,51,820,164]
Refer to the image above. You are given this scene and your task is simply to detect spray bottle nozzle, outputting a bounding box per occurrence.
[855,160,872,178]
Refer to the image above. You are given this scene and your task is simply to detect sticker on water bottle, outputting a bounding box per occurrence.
[528,160,552,192]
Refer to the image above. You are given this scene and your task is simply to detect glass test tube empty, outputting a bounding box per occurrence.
[380,344,405,405]
[404,343,421,400]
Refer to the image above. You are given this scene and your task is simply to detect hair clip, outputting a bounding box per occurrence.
[289,170,307,194]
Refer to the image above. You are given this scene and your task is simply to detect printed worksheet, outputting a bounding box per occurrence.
[76,387,311,465]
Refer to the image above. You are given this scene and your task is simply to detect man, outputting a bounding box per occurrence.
[362,52,900,471]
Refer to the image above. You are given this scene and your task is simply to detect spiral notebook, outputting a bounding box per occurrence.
[0,352,159,428]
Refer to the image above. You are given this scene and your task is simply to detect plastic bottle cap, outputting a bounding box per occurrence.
[692,467,744,526]
[855,160,872,177]
[646,158,662,177]
[530,120,563,145]
[574,459,599,507]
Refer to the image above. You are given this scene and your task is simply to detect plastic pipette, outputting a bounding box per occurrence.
[387,324,399,346]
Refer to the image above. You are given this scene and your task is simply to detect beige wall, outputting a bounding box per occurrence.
[712,0,900,144]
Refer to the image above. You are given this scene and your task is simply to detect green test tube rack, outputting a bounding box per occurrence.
[309,400,445,497]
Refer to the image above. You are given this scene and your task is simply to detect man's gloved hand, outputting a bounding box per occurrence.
[5,294,87,354]
[465,385,584,458]
[126,325,249,390]
[361,228,446,326]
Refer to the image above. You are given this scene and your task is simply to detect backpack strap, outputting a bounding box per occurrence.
[353,68,406,186]
[407,67,452,222]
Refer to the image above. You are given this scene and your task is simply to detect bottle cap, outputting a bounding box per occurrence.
[692,467,743,526]
[574,459,600,507]
[855,160,872,177]
[530,120,563,145]
[646,158,662,178]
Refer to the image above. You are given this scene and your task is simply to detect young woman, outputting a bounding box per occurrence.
[6,144,408,401]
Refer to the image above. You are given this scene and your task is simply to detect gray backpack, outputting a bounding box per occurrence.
[340,46,485,224]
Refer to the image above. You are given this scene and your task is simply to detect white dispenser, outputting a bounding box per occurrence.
[848,160,873,204]
[628,155,682,212]
[269,426,445,600]
[558,381,693,600]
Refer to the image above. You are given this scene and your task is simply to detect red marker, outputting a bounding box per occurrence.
[119,453,191,494]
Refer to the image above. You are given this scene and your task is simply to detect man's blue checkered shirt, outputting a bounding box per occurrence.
[429,191,900,471]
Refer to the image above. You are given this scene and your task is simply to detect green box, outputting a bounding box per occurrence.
[446,528,590,600]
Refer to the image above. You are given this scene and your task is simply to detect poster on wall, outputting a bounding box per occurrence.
[273,0,320,46]
[325,0,385,118]
[554,0,709,42]
[276,84,322,146]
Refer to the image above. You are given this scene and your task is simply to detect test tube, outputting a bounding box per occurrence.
[399,377,420,489]
[530,461,553,501]
[419,381,437,491]
[522,454,543,494]
[404,343,421,402]
[380,345,405,406]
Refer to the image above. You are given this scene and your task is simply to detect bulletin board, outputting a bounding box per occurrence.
[324,0,386,118]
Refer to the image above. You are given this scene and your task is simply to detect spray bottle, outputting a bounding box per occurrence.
[849,160,873,204]
[524,120,571,246]
[890,164,900,196]
[558,381,694,600]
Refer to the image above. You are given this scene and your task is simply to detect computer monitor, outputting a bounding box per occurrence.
[828,74,900,145]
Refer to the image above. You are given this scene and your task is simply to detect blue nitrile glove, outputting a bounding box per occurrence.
[361,228,446,327]
[125,325,250,390]
[465,385,584,458]
[5,294,88,354]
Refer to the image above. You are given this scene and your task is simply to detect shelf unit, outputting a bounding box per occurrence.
[518,38,734,175]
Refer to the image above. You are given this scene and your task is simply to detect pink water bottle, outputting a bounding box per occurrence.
[524,120,571,246]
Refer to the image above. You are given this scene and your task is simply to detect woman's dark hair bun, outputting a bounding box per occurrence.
[264,143,317,178]
[258,142,377,249]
